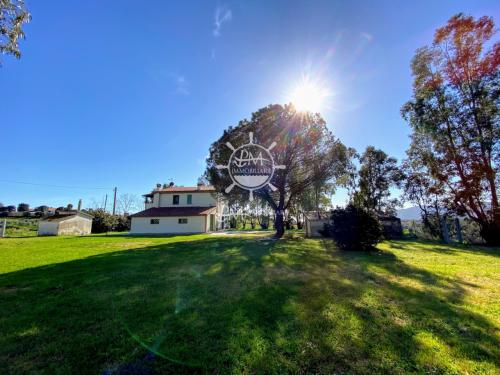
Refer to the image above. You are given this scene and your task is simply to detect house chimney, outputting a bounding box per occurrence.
[77,199,82,211]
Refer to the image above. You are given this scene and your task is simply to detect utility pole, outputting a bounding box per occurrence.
[0,219,6,237]
[112,187,117,215]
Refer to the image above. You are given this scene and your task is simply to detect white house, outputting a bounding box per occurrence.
[38,212,93,236]
[130,183,219,235]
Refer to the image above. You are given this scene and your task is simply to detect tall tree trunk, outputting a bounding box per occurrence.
[274,192,286,238]
[274,209,285,238]
[480,214,500,246]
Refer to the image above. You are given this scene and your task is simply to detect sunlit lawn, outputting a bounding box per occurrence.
[0,233,498,374]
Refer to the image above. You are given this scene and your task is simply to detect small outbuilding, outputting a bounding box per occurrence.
[38,212,93,236]
[378,214,403,239]
[305,211,331,237]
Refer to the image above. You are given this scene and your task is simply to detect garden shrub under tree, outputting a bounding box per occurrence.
[83,209,118,233]
[323,204,383,251]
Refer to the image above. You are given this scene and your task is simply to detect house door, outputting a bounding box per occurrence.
[209,214,215,231]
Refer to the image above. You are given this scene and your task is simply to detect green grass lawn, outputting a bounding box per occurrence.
[0,233,498,374]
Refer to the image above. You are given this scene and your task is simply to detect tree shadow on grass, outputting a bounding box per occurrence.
[74,233,206,239]
[309,240,499,373]
[387,238,500,257]
[0,236,498,374]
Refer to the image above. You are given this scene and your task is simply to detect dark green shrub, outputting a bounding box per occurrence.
[83,209,118,233]
[114,215,131,232]
[325,204,383,251]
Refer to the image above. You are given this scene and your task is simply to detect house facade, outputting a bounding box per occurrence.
[130,184,219,234]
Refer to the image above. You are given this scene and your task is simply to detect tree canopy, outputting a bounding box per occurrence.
[402,13,499,245]
[0,0,30,63]
[206,104,351,237]
[352,146,402,214]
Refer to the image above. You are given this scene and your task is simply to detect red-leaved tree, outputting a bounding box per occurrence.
[402,14,499,245]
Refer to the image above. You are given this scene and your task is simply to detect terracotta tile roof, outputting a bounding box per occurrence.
[158,186,216,193]
[143,186,216,197]
[130,206,216,218]
[41,212,94,221]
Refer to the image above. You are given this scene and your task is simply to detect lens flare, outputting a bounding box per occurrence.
[288,76,331,113]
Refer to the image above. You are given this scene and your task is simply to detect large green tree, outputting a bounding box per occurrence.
[401,14,499,245]
[0,0,30,63]
[352,146,402,214]
[206,104,351,238]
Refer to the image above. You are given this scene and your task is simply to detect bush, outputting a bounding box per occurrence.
[324,204,383,251]
[114,215,131,232]
[83,209,118,233]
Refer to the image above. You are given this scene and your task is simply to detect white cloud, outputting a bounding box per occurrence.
[360,32,373,42]
[351,32,374,58]
[213,5,232,37]
[325,47,336,60]
[148,69,190,95]
[174,75,190,95]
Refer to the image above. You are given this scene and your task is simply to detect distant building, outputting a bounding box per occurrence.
[377,214,403,238]
[38,212,93,236]
[305,211,330,237]
[129,183,219,234]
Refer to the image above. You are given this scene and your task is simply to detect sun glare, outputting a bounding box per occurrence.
[288,77,330,113]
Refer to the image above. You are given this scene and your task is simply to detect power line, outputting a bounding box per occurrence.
[0,180,113,190]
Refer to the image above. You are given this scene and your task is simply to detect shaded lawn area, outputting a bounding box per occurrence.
[0,234,499,374]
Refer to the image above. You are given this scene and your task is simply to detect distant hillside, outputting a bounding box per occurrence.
[396,206,421,221]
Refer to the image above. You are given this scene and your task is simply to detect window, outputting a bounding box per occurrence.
[150,219,159,224]
[172,195,179,205]
[187,194,192,204]
[178,218,188,224]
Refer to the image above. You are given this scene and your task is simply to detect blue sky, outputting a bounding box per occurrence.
[1,0,499,210]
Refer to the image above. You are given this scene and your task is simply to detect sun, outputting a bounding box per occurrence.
[288,77,330,113]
